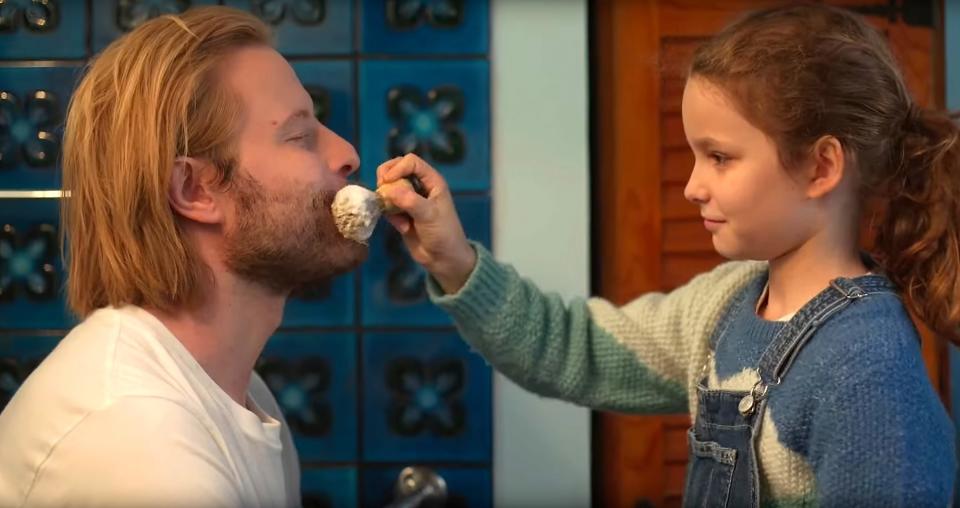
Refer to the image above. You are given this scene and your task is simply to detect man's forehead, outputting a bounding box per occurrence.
[221,46,308,120]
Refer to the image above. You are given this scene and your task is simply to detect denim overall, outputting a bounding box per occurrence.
[683,275,896,507]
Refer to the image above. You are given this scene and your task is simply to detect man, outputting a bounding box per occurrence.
[0,6,365,507]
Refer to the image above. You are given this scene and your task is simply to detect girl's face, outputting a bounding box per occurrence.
[681,76,820,261]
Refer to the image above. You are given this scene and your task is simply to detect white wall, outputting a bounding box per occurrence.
[490,0,592,505]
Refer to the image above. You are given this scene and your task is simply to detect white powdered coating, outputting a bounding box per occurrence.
[332,184,382,244]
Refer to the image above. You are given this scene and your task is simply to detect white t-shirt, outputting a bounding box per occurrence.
[0,306,301,508]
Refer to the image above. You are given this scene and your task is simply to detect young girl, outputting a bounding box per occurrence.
[376,4,957,506]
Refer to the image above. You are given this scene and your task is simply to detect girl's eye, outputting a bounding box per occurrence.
[710,152,729,165]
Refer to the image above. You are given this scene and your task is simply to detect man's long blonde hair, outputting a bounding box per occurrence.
[61,7,272,317]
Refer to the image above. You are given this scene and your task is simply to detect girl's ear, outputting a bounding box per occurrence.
[804,135,846,199]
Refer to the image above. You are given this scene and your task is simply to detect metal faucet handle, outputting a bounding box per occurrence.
[384,466,448,508]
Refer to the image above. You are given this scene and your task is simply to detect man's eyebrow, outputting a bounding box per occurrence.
[276,109,313,133]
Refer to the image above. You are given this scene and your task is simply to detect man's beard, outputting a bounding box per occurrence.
[223,172,368,295]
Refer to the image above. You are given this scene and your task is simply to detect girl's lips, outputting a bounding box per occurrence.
[703,218,725,232]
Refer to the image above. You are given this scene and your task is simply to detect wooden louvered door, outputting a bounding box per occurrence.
[592,1,946,506]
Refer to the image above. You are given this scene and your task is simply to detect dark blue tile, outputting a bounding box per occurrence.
[290,60,355,143]
[0,0,87,60]
[361,466,491,508]
[257,332,358,462]
[359,60,489,192]
[360,0,488,55]
[92,0,219,52]
[360,194,489,327]
[283,274,355,328]
[0,198,73,329]
[301,467,357,508]
[361,331,492,462]
[223,0,353,56]
[0,335,62,413]
[0,64,81,190]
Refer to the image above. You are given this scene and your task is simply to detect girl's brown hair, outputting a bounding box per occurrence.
[690,4,960,343]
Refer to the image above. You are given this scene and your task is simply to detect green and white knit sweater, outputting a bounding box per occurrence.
[428,243,955,506]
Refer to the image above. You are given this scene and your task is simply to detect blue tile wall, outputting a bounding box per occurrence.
[360,0,488,55]
[0,198,72,330]
[302,467,358,508]
[258,332,359,462]
[224,0,354,55]
[0,1,492,505]
[359,59,490,191]
[0,1,88,60]
[362,331,492,462]
[283,274,356,328]
[92,0,221,51]
[0,65,82,190]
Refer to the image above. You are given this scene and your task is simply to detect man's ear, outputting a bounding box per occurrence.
[804,135,846,199]
[168,156,225,224]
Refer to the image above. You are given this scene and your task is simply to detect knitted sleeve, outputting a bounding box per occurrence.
[428,242,763,413]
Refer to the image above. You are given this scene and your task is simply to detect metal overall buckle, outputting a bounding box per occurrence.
[738,369,779,416]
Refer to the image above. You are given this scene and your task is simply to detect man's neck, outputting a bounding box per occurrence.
[146,273,285,406]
